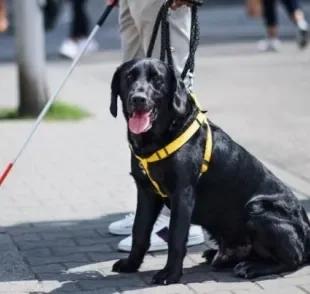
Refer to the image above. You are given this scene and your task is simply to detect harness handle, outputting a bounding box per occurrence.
[146,0,201,81]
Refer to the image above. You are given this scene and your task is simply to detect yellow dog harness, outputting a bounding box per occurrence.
[130,94,212,198]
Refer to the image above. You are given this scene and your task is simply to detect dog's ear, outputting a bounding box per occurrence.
[110,66,121,118]
[170,67,187,116]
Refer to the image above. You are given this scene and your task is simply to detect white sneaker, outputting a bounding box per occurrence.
[116,214,205,252]
[59,39,79,59]
[108,213,135,236]
[59,38,99,60]
[257,38,282,52]
[78,38,99,55]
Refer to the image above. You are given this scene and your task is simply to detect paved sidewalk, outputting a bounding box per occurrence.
[0,43,310,293]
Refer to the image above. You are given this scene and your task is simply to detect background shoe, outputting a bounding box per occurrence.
[78,38,99,55]
[59,38,99,60]
[117,214,205,252]
[59,39,78,59]
[296,19,309,49]
[257,38,281,52]
[108,213,135,236]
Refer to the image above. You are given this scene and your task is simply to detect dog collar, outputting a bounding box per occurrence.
[129,94,212,198]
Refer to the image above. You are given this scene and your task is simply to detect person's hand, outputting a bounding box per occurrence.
[170,0,195,10]
[106,0,119,7]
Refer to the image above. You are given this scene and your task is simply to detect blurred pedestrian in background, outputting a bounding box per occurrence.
[0,0,8,32]
[59,0,98,59]
[247,0,309,51]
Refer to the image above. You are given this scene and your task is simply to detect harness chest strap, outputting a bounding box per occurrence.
[131,111,213,198]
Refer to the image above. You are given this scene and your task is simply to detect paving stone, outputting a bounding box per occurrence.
[41,280,81,293]
[281,267,310,278]
[0,234,35,282]
[87,252,129,263]
[79,278,147,290]
[32,264,66,274]
[279,274,310,286]
[0,281,41,292]
[299,285,310,294]
[188,280,261,293]
[18,239,77,250]
[22,248,52,258]
[121,284,195,294]
[66,290,120,294]
[253,275,293,290]
[12,233,42,242]
[26,254,90,266]
[52,244,112,256]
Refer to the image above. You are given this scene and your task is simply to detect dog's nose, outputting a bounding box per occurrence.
[132,95,147,106]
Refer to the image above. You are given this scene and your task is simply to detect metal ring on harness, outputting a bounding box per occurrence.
[146,0,201,82]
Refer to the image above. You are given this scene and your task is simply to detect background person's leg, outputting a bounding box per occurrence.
[280,0,309,48]
[258,0,282,51]
[70,0,89,39]
[59,0,98,59]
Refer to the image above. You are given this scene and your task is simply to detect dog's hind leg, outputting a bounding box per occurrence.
[234,195,306,279]
[210,239,252,269]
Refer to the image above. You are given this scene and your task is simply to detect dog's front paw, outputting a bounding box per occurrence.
[112,258,139,273]
[151,268,182,285]
[234,261,259,279]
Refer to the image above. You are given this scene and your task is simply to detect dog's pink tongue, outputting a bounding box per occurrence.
[129,112,151,134]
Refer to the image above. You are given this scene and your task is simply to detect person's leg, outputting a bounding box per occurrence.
[280,0,309,48]
[0,0,8,33]
[263,0,278,38]
[119,0,144,62]
[59,0,97,59]
[258,0,282,51]
[70,0,89,40]
[134,0,193,90]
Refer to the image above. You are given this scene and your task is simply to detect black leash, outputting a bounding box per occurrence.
[146,0,201,81]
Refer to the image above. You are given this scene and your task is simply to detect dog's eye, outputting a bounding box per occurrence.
[151,74,161,83]
[126,73,133,82]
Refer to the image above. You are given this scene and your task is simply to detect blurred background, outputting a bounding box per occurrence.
[0,0,309,61]
[0,1,310,293]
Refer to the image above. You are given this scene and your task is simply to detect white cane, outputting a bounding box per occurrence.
[0,1,117,187]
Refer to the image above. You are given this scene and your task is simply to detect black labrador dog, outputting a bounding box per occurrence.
[109,57,310,285]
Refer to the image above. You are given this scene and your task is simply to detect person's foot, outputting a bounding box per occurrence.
[257,38,282,52]
[296,19,309,49]
[59,39,79,59]
[109,213,205,252]
[78,38,99,55]
[59,38,99,59]
[108,213,135,236]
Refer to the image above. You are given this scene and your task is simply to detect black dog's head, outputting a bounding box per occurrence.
[109,58,188,136]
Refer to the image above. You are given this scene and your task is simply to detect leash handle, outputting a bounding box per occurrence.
[146,0,200,80]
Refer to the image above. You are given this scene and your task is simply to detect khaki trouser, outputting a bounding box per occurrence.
[119,0,193,90]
